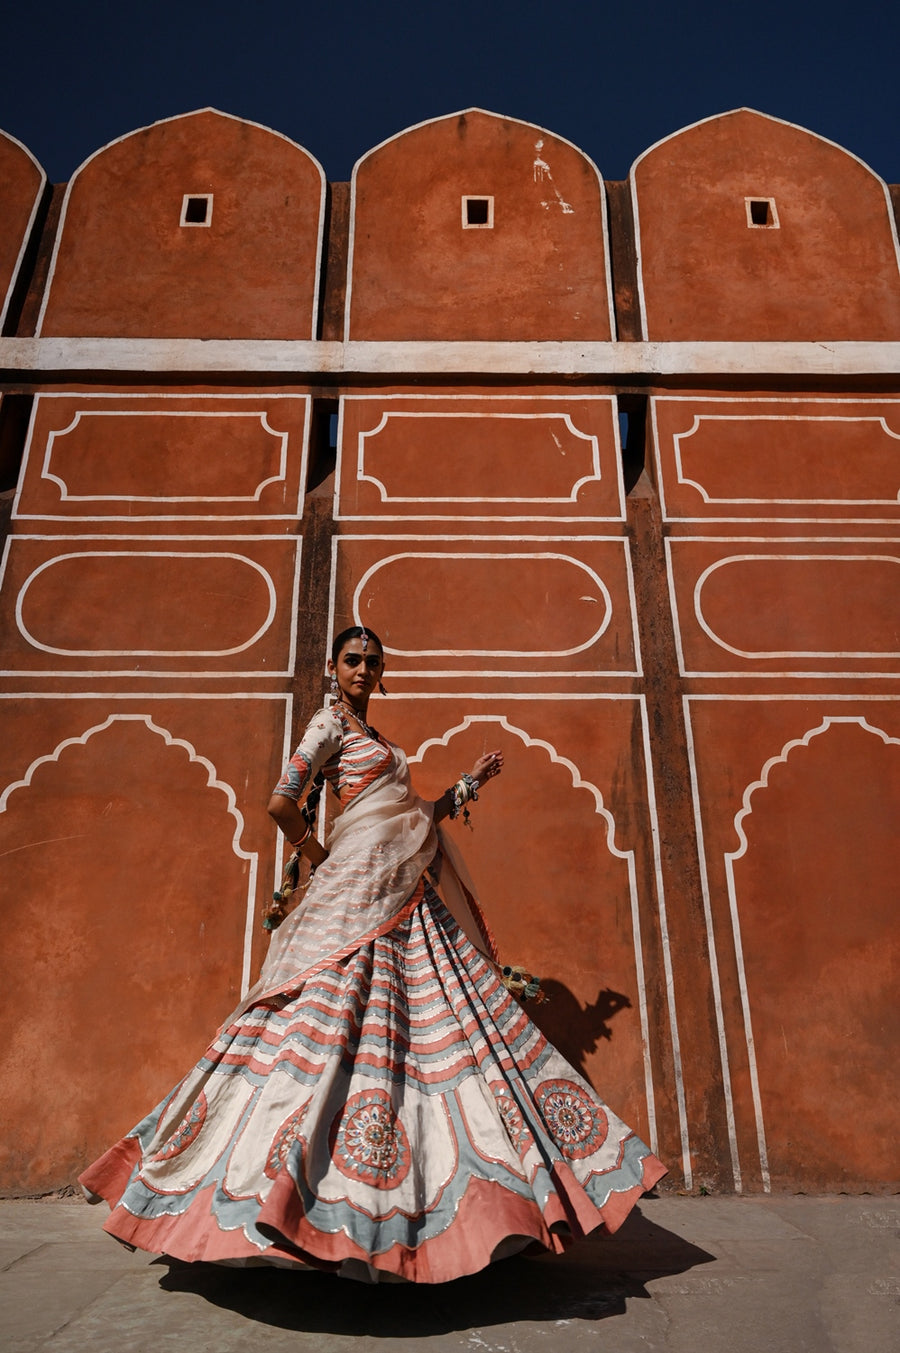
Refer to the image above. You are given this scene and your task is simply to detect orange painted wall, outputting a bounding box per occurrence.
[633,108,900,340]
[38,110,325,339]
[1,107,898,1198]
[0,130,45,328]
[347,109,613,340]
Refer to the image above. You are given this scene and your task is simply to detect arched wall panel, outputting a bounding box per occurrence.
[347,109,613,341]
[37,110,326,339]
[632,109,900,340]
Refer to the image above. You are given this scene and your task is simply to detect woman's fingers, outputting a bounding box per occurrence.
[473,749,504,782]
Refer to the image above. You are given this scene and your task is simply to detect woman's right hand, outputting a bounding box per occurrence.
[470,749,504,787]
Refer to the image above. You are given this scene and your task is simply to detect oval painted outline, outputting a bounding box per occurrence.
[16,551,277,656]
[694,553,900,658]
[353,552,612,656]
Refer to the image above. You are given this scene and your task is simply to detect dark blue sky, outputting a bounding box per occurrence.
[2,0,898,185]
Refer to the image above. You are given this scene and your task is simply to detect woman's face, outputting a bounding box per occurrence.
[330,637,384,704]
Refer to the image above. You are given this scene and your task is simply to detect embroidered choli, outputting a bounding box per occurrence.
[273,705,393,809]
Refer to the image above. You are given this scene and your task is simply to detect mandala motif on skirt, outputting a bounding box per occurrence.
[535,1079,608,1160]
[148,1091,208,1162]
[491,1084,533,1155]
[264,1101,311,1180]
[329,1089,411,1190]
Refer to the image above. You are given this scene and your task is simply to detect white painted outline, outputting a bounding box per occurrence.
[356,411,601,503]
[0,711,260,995]
[408,711,658,1153]
[180,192,213,227]
[744,196,779,229]
[461,195,494,229]
[630,108,900,342]
[666,537,900,676]
[0,533,301,678]
[672,412,900,507]
[651,395,900,524]
[13,392,310,523]
[16,550,277,657]
[353,552,612,656]
[684,699,900,1191]
[726,715,900,1190]
[694,553,900,659]
[0,129,47,331]
[328,534,641,678]
[683,698,743,1191]
[41,410,289,502]
[334,393,625,524]
[345,108,615,340]
[36,108,327,340]
[637,696,691,1185]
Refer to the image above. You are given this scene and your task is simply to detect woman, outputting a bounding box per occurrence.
[80,626,665,1283]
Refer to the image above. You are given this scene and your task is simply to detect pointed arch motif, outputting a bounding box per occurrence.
[723,715,900,1190]
[1,712,259,992]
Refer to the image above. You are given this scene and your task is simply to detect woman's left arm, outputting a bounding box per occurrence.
[434,749,504,823]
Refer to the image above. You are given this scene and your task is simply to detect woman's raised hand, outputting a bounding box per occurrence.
[471,749,504,787]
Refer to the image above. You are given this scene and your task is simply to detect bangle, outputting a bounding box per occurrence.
[447,773,479,828]
[289,823,312,850]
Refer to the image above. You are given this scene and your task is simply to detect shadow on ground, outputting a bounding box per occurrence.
[155,1204,714,1337]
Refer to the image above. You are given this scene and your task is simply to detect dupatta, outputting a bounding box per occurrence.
[244,744,437,1006]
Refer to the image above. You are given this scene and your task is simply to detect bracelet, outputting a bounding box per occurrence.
[447,772,480,827]
[289,823,312,850]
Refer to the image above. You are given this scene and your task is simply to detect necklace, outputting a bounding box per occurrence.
[335,700,380,742]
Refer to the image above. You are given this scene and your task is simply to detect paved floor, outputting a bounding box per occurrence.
[1,1193,897,1352]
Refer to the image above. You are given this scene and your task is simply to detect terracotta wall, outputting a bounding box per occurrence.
[0,106,897,1197]
[632,108,900,340]
[37,110,325,339]
[346,109,614,340]
[0,129,45,332]
[648,393,900,1191]
[0,390,312,1191]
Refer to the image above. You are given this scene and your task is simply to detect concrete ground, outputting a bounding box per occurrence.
[1,1194,897,1352]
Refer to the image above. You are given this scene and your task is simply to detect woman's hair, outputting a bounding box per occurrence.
[330,625,384,662]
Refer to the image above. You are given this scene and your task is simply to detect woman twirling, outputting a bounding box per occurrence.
[80,625,665,1283]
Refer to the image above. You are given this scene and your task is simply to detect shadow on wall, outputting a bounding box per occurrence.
[529,980,633,1088]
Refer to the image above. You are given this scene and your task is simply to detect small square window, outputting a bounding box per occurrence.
[180,193,213,227]
[462,195,494,229]
[745,197,779,229]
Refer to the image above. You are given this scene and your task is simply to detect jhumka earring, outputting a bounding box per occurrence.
[329,672,338,698]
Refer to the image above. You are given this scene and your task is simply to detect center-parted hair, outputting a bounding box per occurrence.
[330,625,385,662]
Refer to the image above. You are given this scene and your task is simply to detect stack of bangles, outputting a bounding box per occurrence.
[447,772,480,828]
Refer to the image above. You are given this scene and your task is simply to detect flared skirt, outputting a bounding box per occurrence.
[80,886,666,1283]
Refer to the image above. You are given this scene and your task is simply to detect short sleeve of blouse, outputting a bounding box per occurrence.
[272,708,343,801]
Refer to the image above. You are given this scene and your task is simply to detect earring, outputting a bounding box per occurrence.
[329,673,338,698]
[378,680,388,696]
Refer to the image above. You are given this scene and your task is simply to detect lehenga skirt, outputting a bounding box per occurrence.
[80,883,666,1283]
